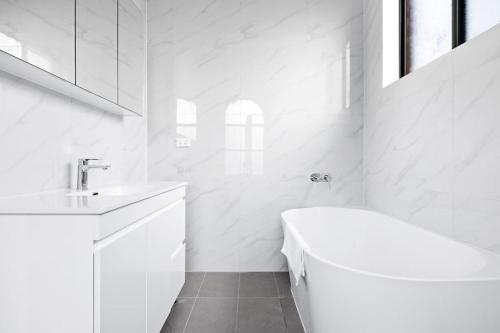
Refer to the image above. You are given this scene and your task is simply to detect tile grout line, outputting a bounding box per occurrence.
[182,272,206,333]
[235,273,241,333]
[272,272,280,298]
[273,272,288,332]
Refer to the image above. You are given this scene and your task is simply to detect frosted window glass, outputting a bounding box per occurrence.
[465,0,500,40]
[405,0,452,73]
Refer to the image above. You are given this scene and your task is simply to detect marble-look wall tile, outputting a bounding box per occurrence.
[452,27,500,250]
[0,71,147,197]
[364,0,500,252]
[148,0,364,271]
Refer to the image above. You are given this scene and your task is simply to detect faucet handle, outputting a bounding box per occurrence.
[310,173,321,182]
[78,158,101,164]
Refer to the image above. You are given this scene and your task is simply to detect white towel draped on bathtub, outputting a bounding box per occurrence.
[281,223,310,286]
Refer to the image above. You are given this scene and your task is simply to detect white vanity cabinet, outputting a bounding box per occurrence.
[95,199,186,333]
[94,217,148,333]
[0,182,186,333]
[146,200,186,333]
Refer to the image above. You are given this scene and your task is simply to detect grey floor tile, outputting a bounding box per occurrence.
[184,298,238,333]
[274,272,292,298]
[179,272,205,298]
[239,272,278,298]
[161,298,195,333]
[280,297,305,333]
[237,298,286,333]
[198,272,239,297]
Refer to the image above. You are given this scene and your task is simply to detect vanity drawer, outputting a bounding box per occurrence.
[93,220,148,333]
[94,198,186,333]
[148,243,185,333]
[95,186,186,240]
[146,202,185,333]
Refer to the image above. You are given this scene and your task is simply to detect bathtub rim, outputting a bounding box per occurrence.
[281,206,500,283]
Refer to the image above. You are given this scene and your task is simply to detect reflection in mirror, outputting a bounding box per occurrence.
[0,0,75,82]
[0,32,22,58]
[225,100,264,176]
[118,0,145,113]
[76,0,118,102]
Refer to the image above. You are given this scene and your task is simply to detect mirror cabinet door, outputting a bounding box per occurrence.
[76,0,118,102]
[0,0,75,82]
[118,0,145,114]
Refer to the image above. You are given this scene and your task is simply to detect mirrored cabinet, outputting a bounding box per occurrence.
[0,0,75,82]
[118,0,145,113]
[76,0,118,103]
[0,0,145,116]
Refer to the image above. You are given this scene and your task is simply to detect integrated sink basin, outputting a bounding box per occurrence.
[66,185,154,197]
[0,181,187,215]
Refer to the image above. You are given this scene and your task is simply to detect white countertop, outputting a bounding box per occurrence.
[0,182,187,215]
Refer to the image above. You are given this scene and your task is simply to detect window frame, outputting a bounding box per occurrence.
[399,0,466,77]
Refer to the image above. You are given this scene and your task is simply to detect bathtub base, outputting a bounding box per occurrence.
[289,271,311,333]
[305,253,500,333]
[289,258,500,333]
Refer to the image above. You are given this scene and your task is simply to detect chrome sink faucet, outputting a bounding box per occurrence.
[77,158,111,191]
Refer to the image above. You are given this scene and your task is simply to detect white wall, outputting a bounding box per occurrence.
[0,72,147,196]
[364,0,500,252]
[148,0,364,271]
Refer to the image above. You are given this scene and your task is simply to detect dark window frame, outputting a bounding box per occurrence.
[399,0,406,77]
[399,0,466,77]
[452,0,466,47]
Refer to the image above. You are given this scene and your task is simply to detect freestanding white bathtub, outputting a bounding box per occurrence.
[281,207,500,333]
